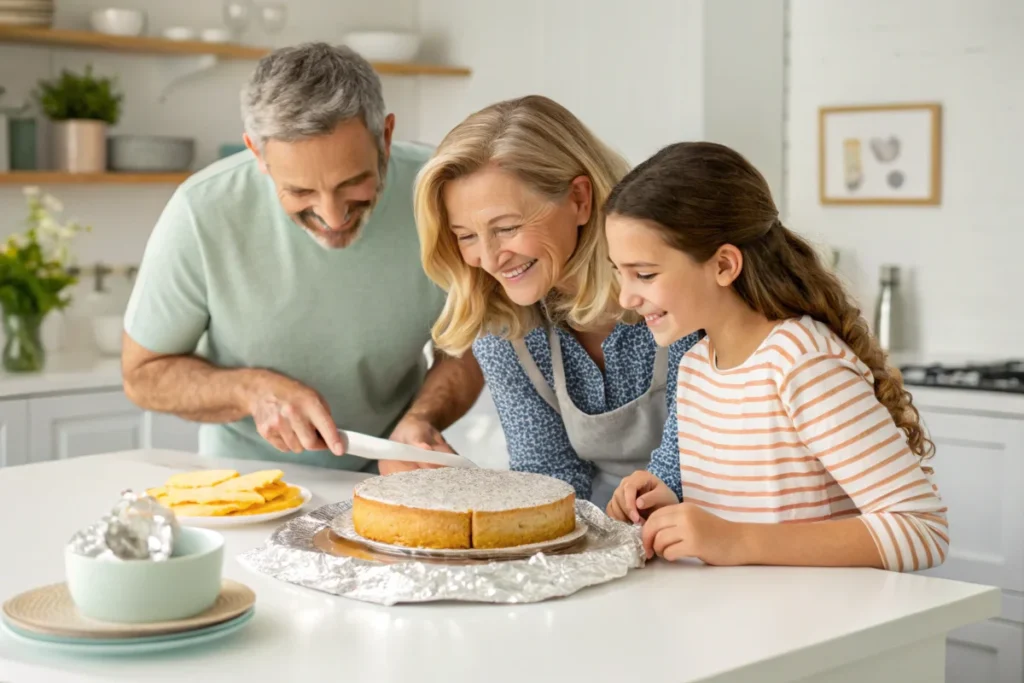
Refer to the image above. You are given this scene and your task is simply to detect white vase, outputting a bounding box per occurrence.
[52,119,107,173]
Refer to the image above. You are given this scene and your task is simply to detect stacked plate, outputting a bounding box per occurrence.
[0,579,256,654]
[0,0,53,27]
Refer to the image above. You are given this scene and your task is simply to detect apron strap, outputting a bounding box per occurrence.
[511,337,561,414]
[652,343,670,390]
[553,326,671,396]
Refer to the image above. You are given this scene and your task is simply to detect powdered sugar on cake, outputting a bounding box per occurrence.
[354,468,574,512]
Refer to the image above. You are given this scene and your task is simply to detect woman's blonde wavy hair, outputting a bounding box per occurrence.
[414,95,633,356]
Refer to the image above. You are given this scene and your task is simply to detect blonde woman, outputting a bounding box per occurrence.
[414,95,702,507]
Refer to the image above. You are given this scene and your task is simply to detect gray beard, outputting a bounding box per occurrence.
[301,206,373,250]
[293,153,389,250]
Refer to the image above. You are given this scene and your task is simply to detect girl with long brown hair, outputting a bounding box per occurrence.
[604,141,947,572]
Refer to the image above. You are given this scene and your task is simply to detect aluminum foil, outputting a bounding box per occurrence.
[238,500,645,605]
[67,490,179,561]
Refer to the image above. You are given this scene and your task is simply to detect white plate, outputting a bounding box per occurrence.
[177,486,313,528]
[329,501,589,560]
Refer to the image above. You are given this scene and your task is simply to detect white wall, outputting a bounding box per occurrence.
[416,0,706,163]
[702,0,786,208]
[785,0,1024,357]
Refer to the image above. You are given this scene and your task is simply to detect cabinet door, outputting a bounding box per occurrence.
[143,412,200,452]
[28,392,146,463]
[946,618,1024,683]
[0,399,29,468]
[917,410,1024,594]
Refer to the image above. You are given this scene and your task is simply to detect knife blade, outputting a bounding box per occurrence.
[338,430,478,469]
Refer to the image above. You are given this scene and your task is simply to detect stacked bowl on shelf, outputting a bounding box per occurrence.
[0,0,53,27]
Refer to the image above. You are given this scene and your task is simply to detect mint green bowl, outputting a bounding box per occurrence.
[64,527,224,624]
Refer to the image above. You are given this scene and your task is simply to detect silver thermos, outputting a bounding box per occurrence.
[873,265,901,351]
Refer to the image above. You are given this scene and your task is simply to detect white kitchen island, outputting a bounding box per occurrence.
[0,450,1000,683]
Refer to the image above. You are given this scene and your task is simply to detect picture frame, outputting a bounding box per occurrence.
[818,102,942,206]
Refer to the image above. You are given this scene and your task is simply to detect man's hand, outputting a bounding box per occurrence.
[247,372,345,455]
[379,414,453,475]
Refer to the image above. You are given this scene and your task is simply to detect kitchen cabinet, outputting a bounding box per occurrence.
[0,390,200,467]
[0,399,29,468]
[916,403,1024,683]
[28,391,146,463]
[945,618,1024,683]
[144,411,200,452]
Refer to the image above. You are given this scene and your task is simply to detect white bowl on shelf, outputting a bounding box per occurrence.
[162,26,197,41]
[92,315,124,357]
[342,31,421,62]
[89,8,145,36]
[200,27,231,43]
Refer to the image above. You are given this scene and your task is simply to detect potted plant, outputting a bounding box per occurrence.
[0,187,87,372]
[34,66,123,173]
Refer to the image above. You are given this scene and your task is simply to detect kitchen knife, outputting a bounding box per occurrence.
[338,430,478,469]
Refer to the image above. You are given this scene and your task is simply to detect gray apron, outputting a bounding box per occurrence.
[512,325,669,510]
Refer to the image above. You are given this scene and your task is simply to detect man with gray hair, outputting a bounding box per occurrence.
[122,42,483,474]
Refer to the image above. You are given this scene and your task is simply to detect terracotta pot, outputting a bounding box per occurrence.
[52,119,107,173]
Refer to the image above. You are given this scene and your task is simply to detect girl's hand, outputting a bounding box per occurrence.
[606,471,679,523]
[641,503,747,565]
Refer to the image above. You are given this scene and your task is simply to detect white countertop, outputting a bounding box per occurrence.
[0,450,1000,683]
[0,352,122,399]
[909,385,1024,417]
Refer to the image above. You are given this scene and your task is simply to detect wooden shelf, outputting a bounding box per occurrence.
[0,171,190,185]
[0,25,264,59]
[0,25,471,75]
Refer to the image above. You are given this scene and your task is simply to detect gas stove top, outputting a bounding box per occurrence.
[899,360,1024,394]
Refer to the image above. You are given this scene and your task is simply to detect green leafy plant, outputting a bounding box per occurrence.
[34,65,123,124]
[0,187,88,316]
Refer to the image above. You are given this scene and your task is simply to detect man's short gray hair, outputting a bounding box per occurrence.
[241,42,386,151]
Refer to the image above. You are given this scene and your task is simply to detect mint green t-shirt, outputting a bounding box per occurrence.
[124,141,445,470]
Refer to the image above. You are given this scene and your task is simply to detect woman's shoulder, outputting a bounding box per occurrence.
[669,329,705,357]
[472,329,547,368]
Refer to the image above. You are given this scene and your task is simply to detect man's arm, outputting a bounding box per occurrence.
[402,348,484,431]
[121,332,252,423]
[381,348,484,473]
[122,333,345,455]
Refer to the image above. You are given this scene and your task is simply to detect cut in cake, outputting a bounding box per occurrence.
[352,468,576,549]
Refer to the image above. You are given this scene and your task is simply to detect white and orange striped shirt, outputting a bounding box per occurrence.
[676,315,948,572]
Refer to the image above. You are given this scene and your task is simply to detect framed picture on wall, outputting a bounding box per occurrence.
[819,102,942,205]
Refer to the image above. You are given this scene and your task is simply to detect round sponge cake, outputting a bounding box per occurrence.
[352,468,576,549]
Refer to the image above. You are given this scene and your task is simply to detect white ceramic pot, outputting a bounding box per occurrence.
[53,120,107,173]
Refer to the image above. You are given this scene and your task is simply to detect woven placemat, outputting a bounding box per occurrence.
[2,579,255,639]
